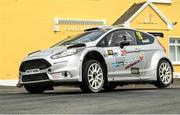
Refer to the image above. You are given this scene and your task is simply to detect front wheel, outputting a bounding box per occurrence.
[24,84,46,94]
[80,60,105,93]
[154,60,173,88]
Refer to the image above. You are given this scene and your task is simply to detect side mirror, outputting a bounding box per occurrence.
[116,40,130,49]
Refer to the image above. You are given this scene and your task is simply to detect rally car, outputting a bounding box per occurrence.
[17,26,173,93]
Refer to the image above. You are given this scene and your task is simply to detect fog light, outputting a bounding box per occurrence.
[64,72,68,77]
[16,82,23,88]
[64,71,72,78]
[50,71,72,79]
[48,69,51,72]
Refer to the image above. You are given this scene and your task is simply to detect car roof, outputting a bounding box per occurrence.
[84,25,136,32]
[85,26,163,38]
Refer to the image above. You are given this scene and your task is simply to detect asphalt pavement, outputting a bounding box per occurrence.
[1,80,180,114]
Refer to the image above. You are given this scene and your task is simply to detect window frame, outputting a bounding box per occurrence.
[97,29,138,47]
[169,37,180,65]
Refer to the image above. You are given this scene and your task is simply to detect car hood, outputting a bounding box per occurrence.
[28,46,67,57]
[28,43,90,58]
[26,41,97,59]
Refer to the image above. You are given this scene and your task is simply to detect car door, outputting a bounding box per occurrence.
[97,31,118,77]
[98,29,144,81]
[112,30,144,81]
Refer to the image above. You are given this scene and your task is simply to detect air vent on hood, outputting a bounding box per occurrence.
[67,43,86,49]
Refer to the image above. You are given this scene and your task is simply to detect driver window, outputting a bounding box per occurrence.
[109,30,137,47]
[97,30,137,47]
[109,30,124,47]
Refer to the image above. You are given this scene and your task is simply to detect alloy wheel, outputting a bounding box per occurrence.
[87,63,104,90]
[159,62,172,85]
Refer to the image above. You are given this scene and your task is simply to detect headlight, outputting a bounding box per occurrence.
[51,48,84,59]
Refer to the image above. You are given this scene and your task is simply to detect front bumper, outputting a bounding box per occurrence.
[18,54,82,86]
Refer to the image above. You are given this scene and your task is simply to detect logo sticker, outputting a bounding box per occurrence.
[125,54,144,69]
[142,39,150,43]
[107,50,113,55]
[113,52,118,57]
[139,54,144,61]
[136,31,143,40]
[131,67,139,74]
[112,61,124,69]
[107,50,118,57]
[120,49,127,56]
[26,69,40,74]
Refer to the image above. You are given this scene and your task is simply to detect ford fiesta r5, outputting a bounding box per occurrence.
[17,26,174,93]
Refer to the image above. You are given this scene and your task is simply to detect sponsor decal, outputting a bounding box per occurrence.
[142,39,150,43]
[107,50,118,57]
[131,67,139,74]
[125,54,144,69]
[112,61,124,68]
[26,69,40,74]
[120,49,127,56]
[136,31,143,40]
[107,50,113,55]
[139,54,144,61]
[113,52,118,57]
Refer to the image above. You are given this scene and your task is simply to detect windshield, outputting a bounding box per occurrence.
[53,30,106,47]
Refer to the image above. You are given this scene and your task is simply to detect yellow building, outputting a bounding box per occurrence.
[0,0,180,85]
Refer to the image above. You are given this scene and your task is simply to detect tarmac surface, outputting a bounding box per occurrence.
[1,80,180,114]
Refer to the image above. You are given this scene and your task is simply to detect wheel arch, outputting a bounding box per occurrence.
[149,51,173,81]
[150,51,173,71]
[158,57,174,83]
[158,57,174,72]
[81,50,108,85]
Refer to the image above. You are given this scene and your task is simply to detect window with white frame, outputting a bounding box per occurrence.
[169,38,180,64]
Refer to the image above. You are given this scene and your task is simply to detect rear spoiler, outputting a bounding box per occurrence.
[148,32,164,38]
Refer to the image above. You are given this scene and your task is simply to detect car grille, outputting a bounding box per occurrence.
[19,59,51,72]
[22,73,49,82]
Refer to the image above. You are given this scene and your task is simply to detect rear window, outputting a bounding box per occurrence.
[136,31,154,45]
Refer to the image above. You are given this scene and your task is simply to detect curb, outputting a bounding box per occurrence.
[0,80,18,86]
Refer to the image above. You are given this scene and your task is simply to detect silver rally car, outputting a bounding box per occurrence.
[17,26,173,93]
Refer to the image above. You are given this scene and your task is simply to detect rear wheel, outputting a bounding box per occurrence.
[154,60,173,88]
[24,84,46,94]
[80,60,105,93]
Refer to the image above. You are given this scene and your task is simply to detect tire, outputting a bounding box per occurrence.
[104,84,117,91]
[154,59,173,88]
[80,60,105,93]
[24,84,46,94]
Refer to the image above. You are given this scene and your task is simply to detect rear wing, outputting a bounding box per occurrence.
[147,32,164,38]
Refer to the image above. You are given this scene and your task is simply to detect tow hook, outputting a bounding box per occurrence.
[16,81,23,88]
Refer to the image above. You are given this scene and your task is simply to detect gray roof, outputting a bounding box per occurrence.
[113,2,146,26]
